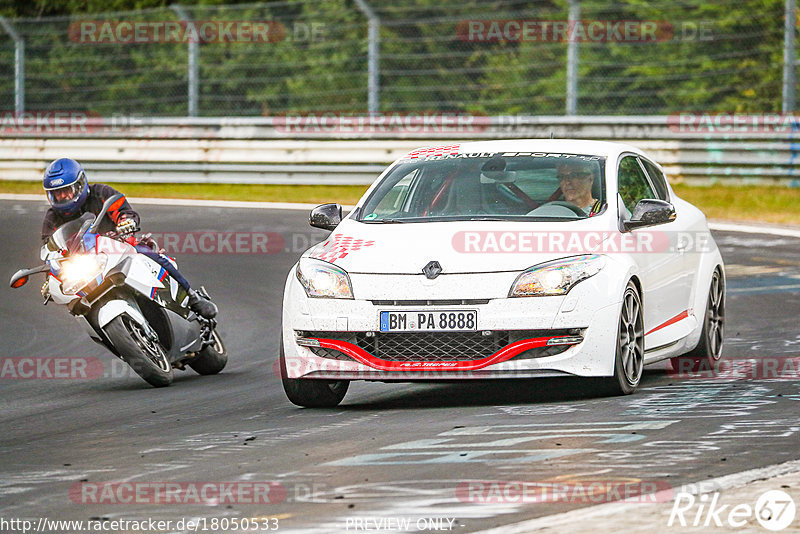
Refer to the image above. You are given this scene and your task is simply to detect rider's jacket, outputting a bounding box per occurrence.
[42,184,140,241]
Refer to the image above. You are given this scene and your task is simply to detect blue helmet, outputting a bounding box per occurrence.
[43,158,89,217]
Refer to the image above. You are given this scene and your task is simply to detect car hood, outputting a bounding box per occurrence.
[303,217,618,274]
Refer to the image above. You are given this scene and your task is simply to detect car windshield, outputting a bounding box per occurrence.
[358,153,606,222]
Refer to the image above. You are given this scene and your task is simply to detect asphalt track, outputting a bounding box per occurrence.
[1,198,800,533]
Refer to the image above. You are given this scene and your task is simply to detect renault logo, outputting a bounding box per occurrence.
[422,261,442,279]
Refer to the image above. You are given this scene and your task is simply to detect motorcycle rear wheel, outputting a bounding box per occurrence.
[105,315,174,387]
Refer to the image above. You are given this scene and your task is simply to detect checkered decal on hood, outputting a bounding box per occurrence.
[311,234,376,263]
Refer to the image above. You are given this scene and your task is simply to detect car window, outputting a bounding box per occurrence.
[359,154,607,222]
[640,158,669,201]
[618,155,656,215]
[512,169,560,199]
[369,168,418,216]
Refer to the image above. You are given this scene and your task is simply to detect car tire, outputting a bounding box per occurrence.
[670,268,725,374]
[279,339,349,408]
[600,281,644,396]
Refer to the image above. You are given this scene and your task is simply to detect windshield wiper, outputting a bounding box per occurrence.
[362,218,409,223]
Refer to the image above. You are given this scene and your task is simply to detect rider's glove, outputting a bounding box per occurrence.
[115,217,137,237]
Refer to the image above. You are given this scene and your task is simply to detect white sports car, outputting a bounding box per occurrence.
[280,140,725,407]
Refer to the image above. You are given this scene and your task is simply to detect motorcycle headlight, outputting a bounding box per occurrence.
[509,255,606,297]
[61,253,108,295]
[296,258,354,299]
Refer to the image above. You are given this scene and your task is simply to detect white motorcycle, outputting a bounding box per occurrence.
[9,195,226,387]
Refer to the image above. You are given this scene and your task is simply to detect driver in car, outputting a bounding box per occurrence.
[557,160,599,215]
[40,157,218,319]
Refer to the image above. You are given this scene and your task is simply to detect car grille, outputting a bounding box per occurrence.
[370,299,491,306]
[301,330,575,363]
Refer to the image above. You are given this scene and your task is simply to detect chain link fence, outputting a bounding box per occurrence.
[0,0,793,117]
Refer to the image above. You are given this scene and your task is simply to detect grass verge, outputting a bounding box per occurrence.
[0,181,370,206]
[670,183,800,225]
[2,180,800,225]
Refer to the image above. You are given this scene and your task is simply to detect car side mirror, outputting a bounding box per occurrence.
[309,203,342,231]
[624,199,676,230]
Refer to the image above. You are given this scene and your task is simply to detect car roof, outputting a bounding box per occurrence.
[408,139,648,161]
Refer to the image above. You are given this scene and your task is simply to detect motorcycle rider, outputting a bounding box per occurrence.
[40,158,218,319]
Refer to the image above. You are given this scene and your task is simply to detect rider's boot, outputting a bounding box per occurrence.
[188,289,218,319]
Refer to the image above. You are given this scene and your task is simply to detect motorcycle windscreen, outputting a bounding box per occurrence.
[46,213,95,252]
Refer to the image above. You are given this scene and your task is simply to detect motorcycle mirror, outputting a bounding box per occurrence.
[9,264,49,288]
[89,193,125,234]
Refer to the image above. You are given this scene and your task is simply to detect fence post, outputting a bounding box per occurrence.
[0,16,25,113]
[353,0,380,114]
[170,5,199,117]
[566,0,579,115]
[783,0,796,113]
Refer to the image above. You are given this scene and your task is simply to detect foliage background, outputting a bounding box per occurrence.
[0,0,790,116]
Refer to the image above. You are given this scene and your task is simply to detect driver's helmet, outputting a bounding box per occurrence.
[43,158,89,217]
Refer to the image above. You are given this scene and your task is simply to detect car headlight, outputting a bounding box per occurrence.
[509,255,605,297]
[296,258,354,299]
[61,253,108,295]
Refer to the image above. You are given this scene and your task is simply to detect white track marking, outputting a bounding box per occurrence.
[473,458,800,533]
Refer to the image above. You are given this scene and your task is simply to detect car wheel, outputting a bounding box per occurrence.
[601,281,644,395]
[670,268,725,373]
[279,339,349,408]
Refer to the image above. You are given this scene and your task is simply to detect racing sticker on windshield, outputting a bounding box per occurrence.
[404,144,462,159]
[311,234,376,263]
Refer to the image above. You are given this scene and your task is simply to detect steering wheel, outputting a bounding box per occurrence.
[496,183,541,210]
[528,201,587,217]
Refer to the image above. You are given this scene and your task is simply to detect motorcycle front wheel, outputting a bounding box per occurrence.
[105,315,174,387]
[188,328,228,375]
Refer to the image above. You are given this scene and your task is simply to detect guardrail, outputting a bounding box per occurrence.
[1,116,798,185]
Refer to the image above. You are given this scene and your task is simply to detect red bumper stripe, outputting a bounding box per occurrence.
[310,336,575,372]
[645,310,689,336]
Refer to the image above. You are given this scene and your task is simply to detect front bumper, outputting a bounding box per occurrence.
[282,268,625,380]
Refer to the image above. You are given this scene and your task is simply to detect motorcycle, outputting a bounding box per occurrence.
[9,194,226,387]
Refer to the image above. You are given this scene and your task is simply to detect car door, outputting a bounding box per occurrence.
[617,154,692,351]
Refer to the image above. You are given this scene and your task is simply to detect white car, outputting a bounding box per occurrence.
[280,140,725,407]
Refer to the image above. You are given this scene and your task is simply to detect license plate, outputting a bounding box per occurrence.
[379,310,477,332]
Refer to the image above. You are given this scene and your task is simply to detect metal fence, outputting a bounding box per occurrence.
[0,0,795,117]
